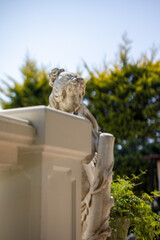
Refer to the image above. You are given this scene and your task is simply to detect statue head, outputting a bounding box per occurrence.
[48,68,86,113]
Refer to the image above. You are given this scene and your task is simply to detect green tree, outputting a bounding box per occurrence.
[84,38,160,144]
[113,140,160,193]
[0,58,51,108]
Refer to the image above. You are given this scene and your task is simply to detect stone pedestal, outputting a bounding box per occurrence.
[0,106,92,240]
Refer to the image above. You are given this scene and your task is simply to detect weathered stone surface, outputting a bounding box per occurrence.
[48,68,115,239]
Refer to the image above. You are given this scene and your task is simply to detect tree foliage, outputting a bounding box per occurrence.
[84,38,160,144]
[114,140,160,193]
[0,59,51,109]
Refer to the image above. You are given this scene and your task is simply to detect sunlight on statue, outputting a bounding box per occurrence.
[48,68,115,240]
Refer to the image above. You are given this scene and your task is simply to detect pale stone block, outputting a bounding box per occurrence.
[0,106,92,240]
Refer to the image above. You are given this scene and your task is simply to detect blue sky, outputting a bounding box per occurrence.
[1,0,160,83]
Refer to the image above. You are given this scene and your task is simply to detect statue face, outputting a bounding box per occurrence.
[58,83,84,113]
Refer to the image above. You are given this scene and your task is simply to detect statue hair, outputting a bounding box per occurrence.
[48,68,65,87]
[48,68,85,109]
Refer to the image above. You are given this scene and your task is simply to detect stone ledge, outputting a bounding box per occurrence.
[0,106,92,154]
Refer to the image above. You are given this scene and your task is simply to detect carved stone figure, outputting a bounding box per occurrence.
[48,68,114,240]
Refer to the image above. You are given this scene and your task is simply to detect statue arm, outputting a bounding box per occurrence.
[77,104,99,133]
[77,103,99,153]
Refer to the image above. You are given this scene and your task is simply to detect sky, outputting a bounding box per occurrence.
[1,0,160,85]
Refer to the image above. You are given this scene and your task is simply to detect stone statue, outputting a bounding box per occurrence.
[48,68,114,240]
